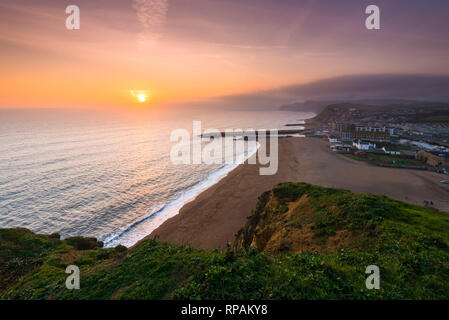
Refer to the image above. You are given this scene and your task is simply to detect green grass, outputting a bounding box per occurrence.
[344,153,426,168]
[1,183,449,300]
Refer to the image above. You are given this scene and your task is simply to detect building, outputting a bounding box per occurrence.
[376,143,401,155]
[341,130,354,141]
[339,125,394,142]
[330,144,353,152]
[355,126,395,135]
[340,129,390,142]
[353,139,376,150]
[331,123,354,132]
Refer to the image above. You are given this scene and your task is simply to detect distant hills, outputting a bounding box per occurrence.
[310,101,449,124]
[279,99,445,114]
[204,74,449,111]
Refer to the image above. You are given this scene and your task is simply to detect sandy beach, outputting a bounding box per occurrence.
[149,137,449,250]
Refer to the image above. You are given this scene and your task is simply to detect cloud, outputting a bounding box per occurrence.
[132,0,169,45]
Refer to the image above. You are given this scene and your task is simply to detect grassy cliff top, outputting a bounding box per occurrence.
[1,183,449,300]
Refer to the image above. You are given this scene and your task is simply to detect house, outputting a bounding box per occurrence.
[353,139,376,150]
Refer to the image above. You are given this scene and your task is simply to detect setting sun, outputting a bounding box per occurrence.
[137,94,147,103]
[130,90,150,103]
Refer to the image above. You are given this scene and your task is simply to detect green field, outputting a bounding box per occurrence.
[344,153,427,168]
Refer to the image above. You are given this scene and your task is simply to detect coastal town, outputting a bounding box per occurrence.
[303,103,449,178]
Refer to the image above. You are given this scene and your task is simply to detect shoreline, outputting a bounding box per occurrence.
[148,137,449,250]
[103,141,261,248]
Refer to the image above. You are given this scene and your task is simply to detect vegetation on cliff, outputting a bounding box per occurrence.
[1,183,449,299]
[312,102,449,124]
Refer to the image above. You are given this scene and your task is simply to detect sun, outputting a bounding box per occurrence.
[137,94,147,102]
[130,90,150,103]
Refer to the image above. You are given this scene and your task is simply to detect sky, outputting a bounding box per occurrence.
[0,0,448,109]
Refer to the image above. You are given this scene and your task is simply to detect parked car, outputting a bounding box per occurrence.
[440,180,449,184]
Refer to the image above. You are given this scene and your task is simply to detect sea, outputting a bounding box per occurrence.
[0,108,313,247]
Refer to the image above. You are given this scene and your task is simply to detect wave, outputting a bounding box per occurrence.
[101,142,260,248]
[99,202,167,246]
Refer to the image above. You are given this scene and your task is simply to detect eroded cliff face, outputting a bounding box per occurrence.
[234,183,392,254]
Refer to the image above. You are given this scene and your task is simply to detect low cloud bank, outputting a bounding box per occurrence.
[207,74,449,110]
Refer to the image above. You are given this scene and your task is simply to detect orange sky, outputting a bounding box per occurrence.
[1,0,449,110]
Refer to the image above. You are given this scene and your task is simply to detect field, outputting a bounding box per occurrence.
[343,153,428,169]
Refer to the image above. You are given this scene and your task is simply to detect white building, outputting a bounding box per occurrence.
[353,139,376,150]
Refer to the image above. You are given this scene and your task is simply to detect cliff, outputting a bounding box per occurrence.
[1,183,449,299]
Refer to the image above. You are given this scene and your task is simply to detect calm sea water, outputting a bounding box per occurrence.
[0,108,312,247]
